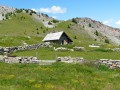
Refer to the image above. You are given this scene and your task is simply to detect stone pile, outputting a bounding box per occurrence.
[57,56,84,63]
[0,43,51,55]
[73,46,85,51]
[97,59,120,69]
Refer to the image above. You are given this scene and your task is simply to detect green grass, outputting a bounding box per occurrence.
[0,62,120,90]
[11,47,120,60]
[0,36,43,47]
[0,13,47,46]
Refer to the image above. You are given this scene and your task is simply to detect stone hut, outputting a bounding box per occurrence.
[42,31,73,45]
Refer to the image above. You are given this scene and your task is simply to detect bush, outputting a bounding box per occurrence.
[95,30,99,36]
[2,13,4,16]
[29,12,32,15]
[5,14,9,19]
[89,23,91,27]
[105,39,109,43]
[48,21,52,25]
[37,31,39,34]
[43,30,46,33]
[16,9,23,13]
[72,18,77,24]
[68,25,70,28]
[52,19,59,23]
[73,36,77,39]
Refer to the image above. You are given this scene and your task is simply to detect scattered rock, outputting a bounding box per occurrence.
[73,46,85,51]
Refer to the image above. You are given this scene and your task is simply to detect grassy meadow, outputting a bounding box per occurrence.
[0,62,120,90]
[11,47,120,60]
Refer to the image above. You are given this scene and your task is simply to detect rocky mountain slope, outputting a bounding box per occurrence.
[73,18,120,45]
[0,5,58,28]
[0,5,15,20]
[0,5,15,14]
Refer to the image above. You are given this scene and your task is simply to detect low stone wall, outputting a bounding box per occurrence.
[56,56,85,63]
[0,55,38,64]
[1,55,120,69]
[0,55,56,65]
[97,59,120,69]
[54,46,85,52]
[0,43,51,55]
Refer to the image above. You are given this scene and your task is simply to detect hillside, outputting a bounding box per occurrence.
[72,18,120,45]
[0,5,120,47]
[0,9,94,47]
[0,12,47,46]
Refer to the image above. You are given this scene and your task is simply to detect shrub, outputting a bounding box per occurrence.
[83,25,85,28]
[48,21,52,25]
[52,19,59,23]
[5,14,9,19]
[29,12,32,15]
[73,36,77,39]
[89,23,91,27]
[43,30,46,33]
[72,18,77,24]
[105,39,109,43]
[68,25,70,28]
[95,30,99,36]
[16,9,23,13]
[37,31,39,34]
[2,13,4,16]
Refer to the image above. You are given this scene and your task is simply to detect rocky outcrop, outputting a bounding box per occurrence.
[0,6,15,14]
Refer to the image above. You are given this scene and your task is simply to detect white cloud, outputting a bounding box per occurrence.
[31,8,38,12]
[115,20,120,25]
[102,19,120,28]
[102,19,113,26]
[52,16,57,19]
[39,6,67,14]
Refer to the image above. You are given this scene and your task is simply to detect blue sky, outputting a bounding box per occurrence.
[0,0,120,28]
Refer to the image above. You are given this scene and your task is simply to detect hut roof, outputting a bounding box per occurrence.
[43,31,64,41]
